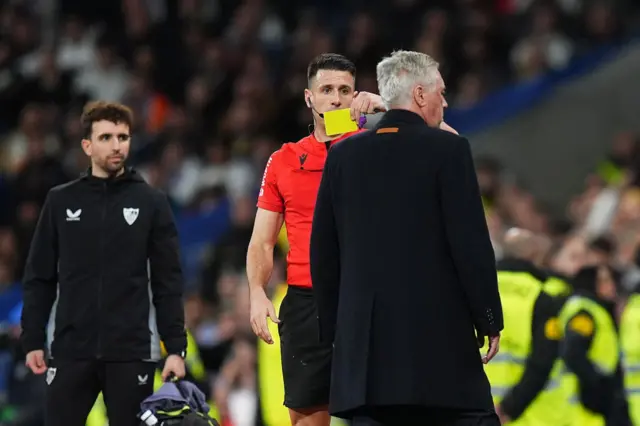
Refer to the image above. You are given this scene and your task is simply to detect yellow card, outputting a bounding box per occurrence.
[324,108,358,136]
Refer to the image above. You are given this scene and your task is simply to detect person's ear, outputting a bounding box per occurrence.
[414,85,427,108]
[81,138,92,156]
[304,89,312,108]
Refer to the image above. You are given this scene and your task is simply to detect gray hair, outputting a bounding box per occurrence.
[376,50,440,109]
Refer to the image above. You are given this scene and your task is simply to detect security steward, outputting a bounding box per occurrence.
[558,265,630,426]
[544,272,573,299]
[486,228,569,426]
[620,279,640,426]
[543,236,587,297]
[20,101,187,426]
[543,248,572,298]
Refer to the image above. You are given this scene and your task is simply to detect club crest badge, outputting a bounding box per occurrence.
[46,367,57,385]
[123,208,139,225]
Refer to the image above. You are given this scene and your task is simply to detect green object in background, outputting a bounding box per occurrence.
[0,405,17,421]
[597,160,625,186]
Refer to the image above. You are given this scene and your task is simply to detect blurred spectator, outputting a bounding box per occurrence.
[586,235,617,266]
[0,241,21,408]
[56,15,98,72]
[73,36,130,102]
[122,72,171,138]
[511,2,574,80]
[214,334,258,426]
[580,1,623,50]
[0,104,61,176]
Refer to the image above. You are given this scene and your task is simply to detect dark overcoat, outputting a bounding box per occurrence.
[310,109,504,417]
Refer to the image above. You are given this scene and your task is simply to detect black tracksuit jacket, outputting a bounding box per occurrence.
[20,168,187,361]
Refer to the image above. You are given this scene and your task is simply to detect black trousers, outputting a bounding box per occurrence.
[349,405,501,426]
[44,358,156,426]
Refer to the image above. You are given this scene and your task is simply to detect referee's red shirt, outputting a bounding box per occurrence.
[257,130,364,288]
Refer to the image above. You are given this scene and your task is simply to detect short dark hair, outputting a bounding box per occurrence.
[307,53,356,85]
[589,235,616,255]
[81,101,134,139]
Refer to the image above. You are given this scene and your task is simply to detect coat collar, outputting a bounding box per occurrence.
[80,166,143,185]
[376,109,429,128]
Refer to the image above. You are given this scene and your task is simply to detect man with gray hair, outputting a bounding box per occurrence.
[310,50,503,426]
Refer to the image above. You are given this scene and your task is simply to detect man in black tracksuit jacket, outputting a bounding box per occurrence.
[20,101,187,426]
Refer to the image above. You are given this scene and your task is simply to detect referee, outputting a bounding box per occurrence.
[20,101,187,426]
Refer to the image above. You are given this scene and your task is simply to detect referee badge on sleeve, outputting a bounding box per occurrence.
[46,367,57,385]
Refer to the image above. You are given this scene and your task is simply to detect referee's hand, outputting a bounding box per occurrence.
[25,350,47,375]
[350,91,386,121]
[250,290,280,344]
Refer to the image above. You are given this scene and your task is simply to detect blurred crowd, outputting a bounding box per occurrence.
[0,0,639,425]
[480,129,640,293]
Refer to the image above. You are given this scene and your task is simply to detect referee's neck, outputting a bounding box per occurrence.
[313,122,337,143]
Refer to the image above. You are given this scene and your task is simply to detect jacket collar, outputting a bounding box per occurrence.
[376,109,429,129]
[497,257,549,283]
[81,167,143,184]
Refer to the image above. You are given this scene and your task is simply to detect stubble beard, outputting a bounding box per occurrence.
[98,157,126,177]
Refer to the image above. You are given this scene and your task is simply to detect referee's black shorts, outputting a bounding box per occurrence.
[278,285,333,409]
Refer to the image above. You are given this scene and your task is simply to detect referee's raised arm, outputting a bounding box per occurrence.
[21,191,59,369]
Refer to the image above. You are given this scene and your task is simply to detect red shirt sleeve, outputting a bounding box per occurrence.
[256,150,284,213]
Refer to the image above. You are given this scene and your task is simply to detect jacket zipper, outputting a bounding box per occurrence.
[97,181,107,358]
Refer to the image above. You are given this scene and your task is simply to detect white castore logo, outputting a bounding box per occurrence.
[46,367,57,385]
[123,208,139,225]
[66,209,81,221]
[259,154,274,197]
[137,374,148,385]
